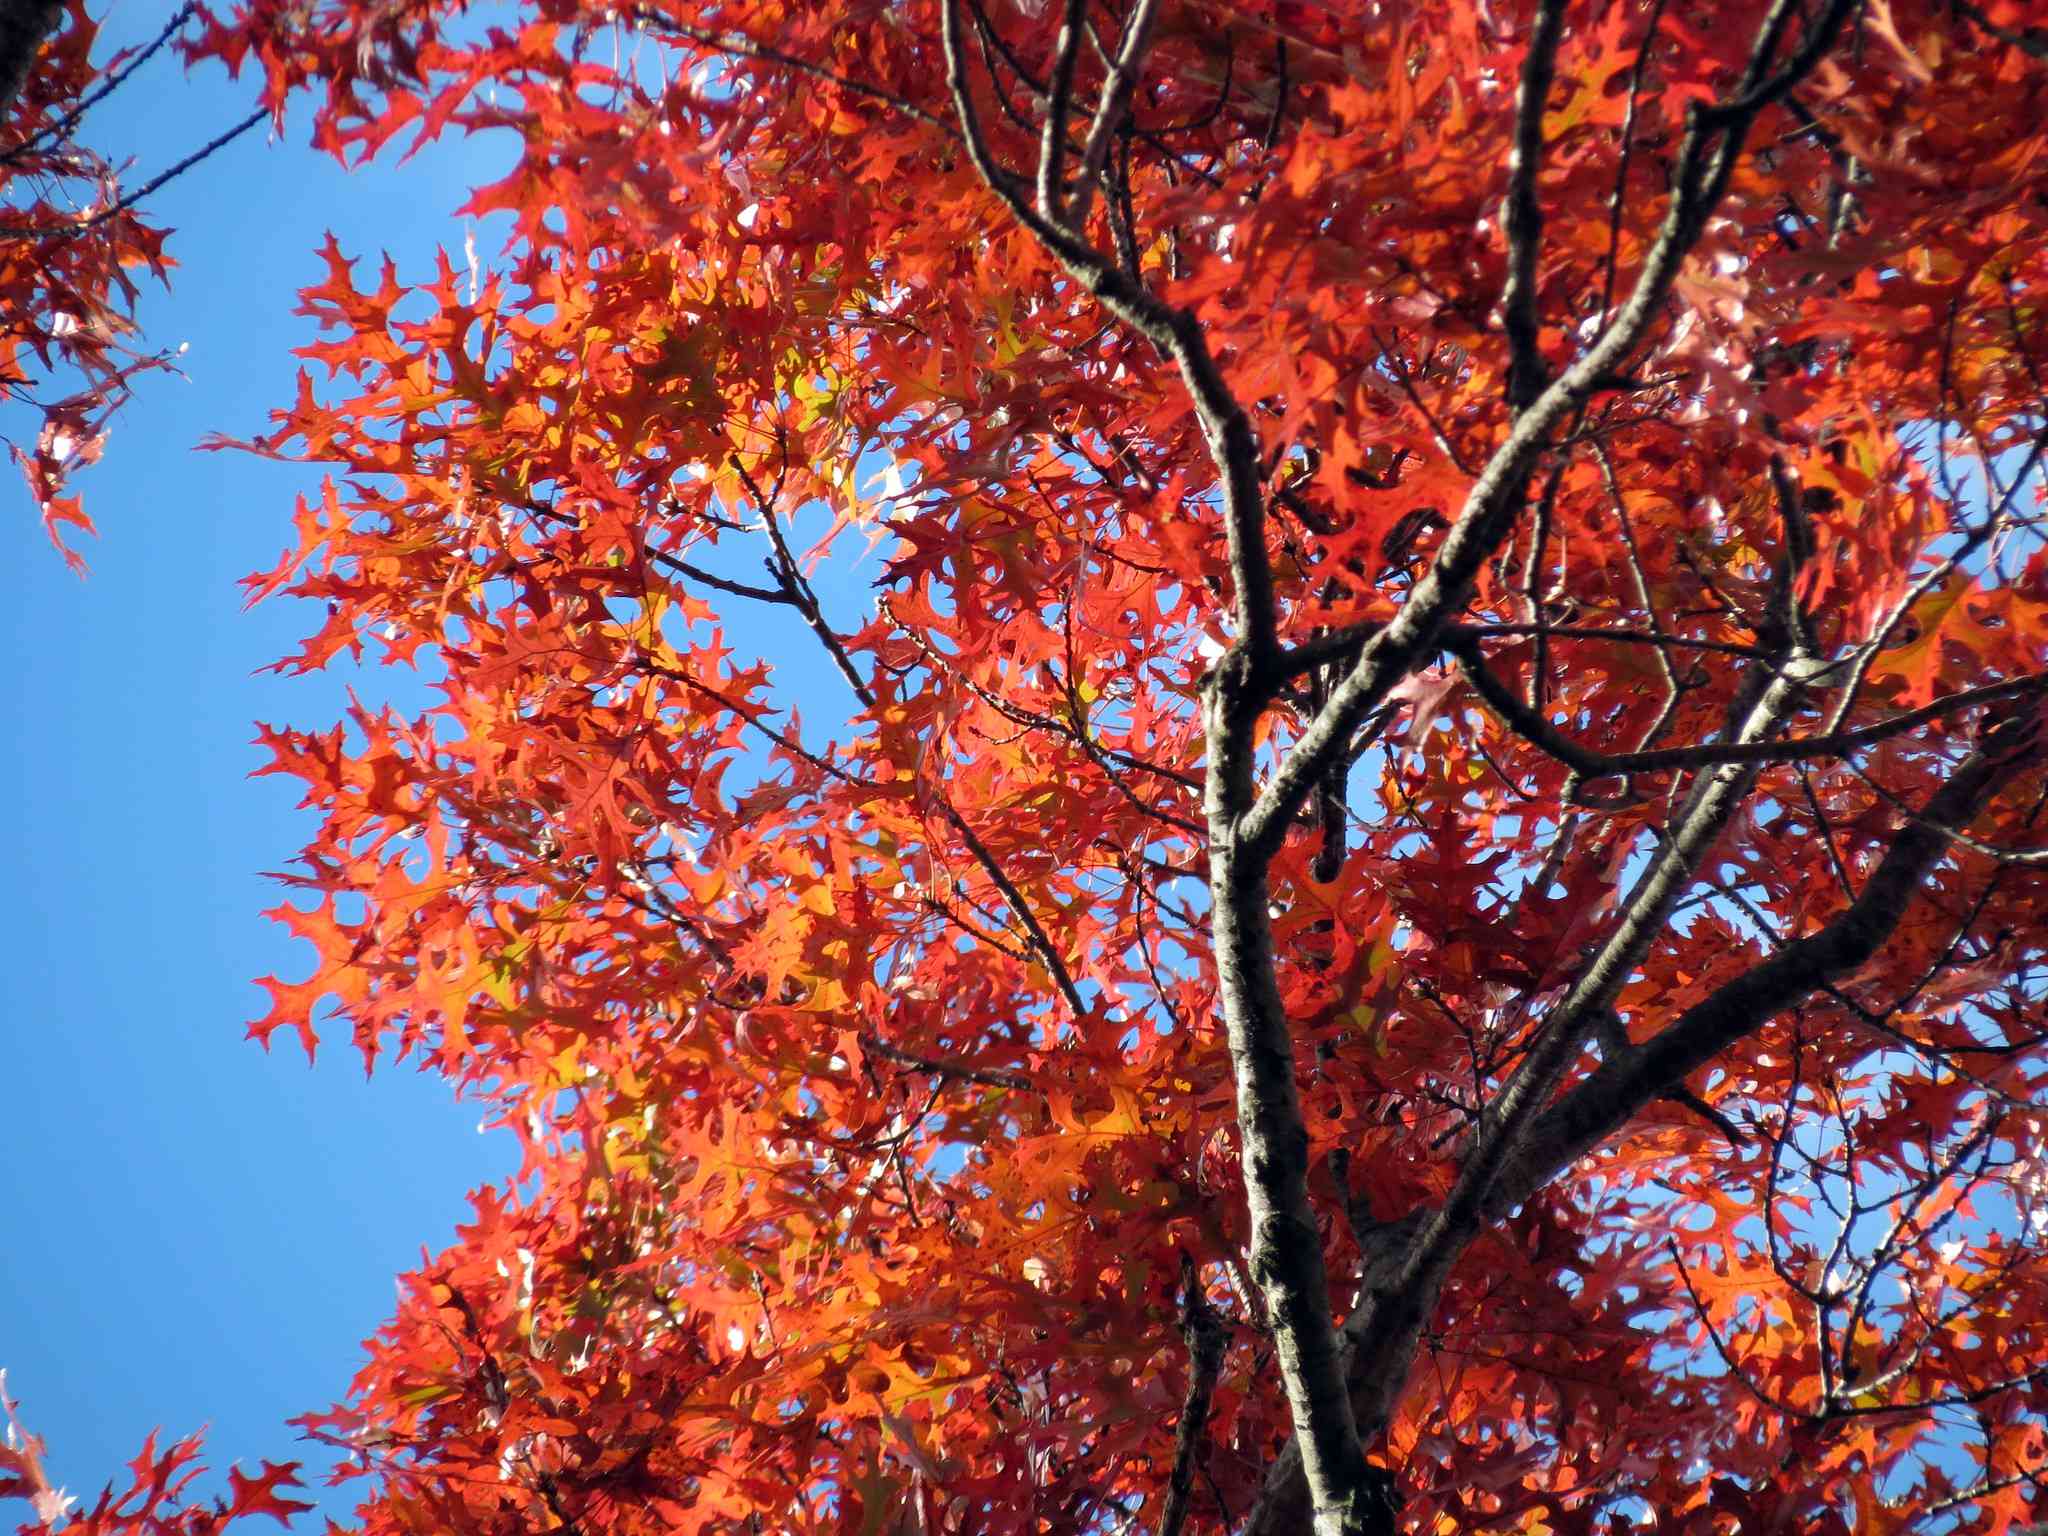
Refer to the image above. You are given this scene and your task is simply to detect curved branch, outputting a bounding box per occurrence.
[1490,733,2039,1220]
[1157,1262,1230,1536]
[1237,0,1862,870]
[1452,638,2048,779]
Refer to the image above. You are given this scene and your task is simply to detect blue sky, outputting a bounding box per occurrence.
[0,11,889,1517]
[0,13,519,1517]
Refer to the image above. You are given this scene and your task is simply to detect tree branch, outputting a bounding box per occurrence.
[859,1035,1036,1093]
[1235,0,1862,871]
[1034,0,1088,220]
[1490,732,2039,1220]
[1377,649,1814,1342]
[0,1,193,166]
[941,9,1382,1528]
[0,107,265,243]
[939,0,1274,665]
[627,4,956,133]
[1452,637,2048,780]
[1157,1260,1229,1536]
[1068,0,1163,229]
[1500,0,1568,410]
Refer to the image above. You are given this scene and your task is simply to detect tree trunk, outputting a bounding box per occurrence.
[0,0,61,123]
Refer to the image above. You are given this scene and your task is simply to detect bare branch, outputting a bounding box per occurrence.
[627,4,955,132]
[1595,0,1672,326]
[1389,650,1814,1339]
[859,1035,1036,1093]
[1955,0,2048,60]
[0,1,193,166]
[1452,638,2048,780]
[939,0,1274,663]
[933,796,1092,1019]
[1035,0,1089,220]
[1157,1260,1229,1536]
[1238,0,1861,872]
[1068,0,1163,229]
[1492,733,2039,1218]
[1821,430,2048,736]
[0,107,266,243]
[1500,0,1569,410]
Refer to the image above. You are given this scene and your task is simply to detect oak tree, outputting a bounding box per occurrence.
[14,0,2048,1532]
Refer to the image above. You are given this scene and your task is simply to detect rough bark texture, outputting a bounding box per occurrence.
[0,0,60,122]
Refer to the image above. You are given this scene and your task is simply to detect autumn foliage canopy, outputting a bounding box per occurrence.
[13,0,2048,1531]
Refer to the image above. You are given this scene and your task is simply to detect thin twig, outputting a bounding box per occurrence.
[0,107,264,242]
